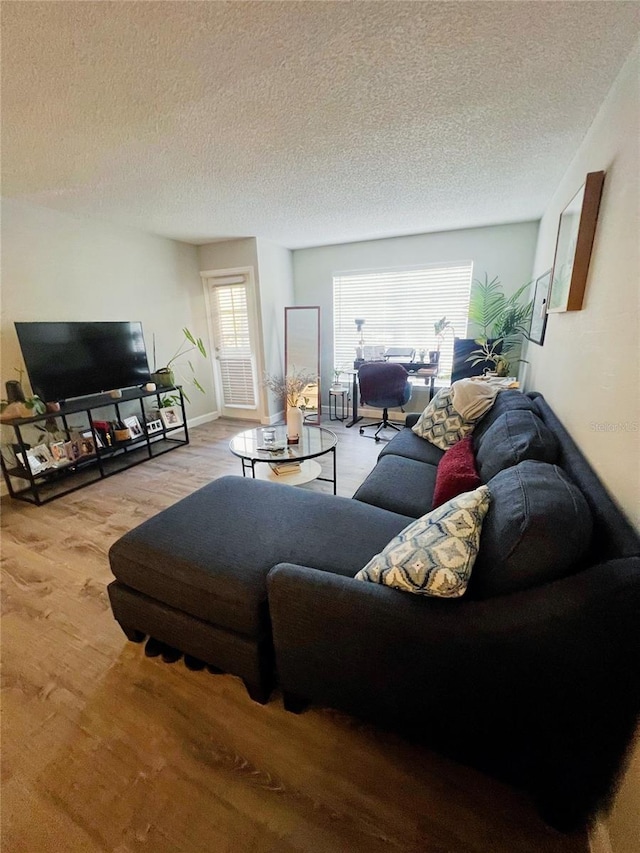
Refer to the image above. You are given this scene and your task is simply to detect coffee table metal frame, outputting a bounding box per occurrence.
[229,424,338,495]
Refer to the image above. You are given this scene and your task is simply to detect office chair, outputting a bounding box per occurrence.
[358,362,412,442]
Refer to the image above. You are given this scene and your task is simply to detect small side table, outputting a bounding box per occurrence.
[329,386,350,421]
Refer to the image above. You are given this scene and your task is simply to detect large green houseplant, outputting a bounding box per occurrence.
[467,275,532,377]
[151,327,207,403]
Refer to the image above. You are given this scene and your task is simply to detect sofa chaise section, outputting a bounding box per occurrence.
[108,476,414,703]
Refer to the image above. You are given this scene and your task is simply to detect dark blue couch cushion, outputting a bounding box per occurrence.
[475,409,559,483]
[109,476,414,636]
[472,390,537,444]
[353,454,437,518]
[378,427,445,466]
[471,460,593,599]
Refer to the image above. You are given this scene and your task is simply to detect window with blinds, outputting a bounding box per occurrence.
[209,281,257,408]
[333,262,473,377]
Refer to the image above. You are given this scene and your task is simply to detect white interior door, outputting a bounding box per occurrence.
[203,269,260,420]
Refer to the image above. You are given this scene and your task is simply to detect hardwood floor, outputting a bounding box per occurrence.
[1,417,587,853]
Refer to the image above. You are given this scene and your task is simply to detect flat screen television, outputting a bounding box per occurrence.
[15,321,151,402]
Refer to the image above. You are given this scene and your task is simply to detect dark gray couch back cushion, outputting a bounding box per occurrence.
[472,389,537,444]
[471,460,593,599]
[475,409,559,482]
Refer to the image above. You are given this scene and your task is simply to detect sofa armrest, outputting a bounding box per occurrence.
[405,412,420,428]
[268,558,640,822]
[269,558,640,704]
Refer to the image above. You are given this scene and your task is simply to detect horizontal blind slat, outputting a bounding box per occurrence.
[333,262,473,377]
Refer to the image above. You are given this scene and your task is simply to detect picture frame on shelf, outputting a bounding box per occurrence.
[123,415,144,439]
[17,449,45,474]
[548,170,605,313]
[146,419,163,435]
[50,441,69,463]
[32,444,54,469]
[527,269,552,346]
[80,435,96,456]
[160,406,183,429]
[82,429,103,449]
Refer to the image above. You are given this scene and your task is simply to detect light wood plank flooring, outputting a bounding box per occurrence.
[1,417,587,853]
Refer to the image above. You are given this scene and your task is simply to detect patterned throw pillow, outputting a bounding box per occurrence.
[412,386,476,450]
[354,485,491,598]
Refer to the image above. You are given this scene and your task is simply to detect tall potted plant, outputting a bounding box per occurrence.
[151,328,207,402]
[466,275,532,377]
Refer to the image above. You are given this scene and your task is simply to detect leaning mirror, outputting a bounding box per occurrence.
[284,306,320,424]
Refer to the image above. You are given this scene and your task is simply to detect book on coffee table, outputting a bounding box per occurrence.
[269,461,302,476]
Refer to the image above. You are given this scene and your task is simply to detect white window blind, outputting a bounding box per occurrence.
[209,281,257,408]
[333,262,473,377]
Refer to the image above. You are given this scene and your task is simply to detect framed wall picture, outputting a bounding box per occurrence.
[548,170,605,313]
[160,406,183,429]
[527,269,552,346]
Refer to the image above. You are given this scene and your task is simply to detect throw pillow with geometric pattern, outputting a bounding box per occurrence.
[412,386,477,450]
[354,485,491,597]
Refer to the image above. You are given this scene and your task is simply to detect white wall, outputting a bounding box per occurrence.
[292,221,539,409]
[255,239,294,419]
[198,238,263,420]
[523,44,640,853]
[524,45,639,532]
[198,237,294,423]
[198,237,259,274]
[1,199,216,421]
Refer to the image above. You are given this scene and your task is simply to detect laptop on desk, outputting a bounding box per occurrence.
[384,347,416,362]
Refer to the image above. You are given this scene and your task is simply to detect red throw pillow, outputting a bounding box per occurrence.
[432,436,481,508]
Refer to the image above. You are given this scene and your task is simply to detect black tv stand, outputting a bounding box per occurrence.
[1,385,188,506]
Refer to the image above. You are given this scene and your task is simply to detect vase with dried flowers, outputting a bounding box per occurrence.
[263,369,317,442]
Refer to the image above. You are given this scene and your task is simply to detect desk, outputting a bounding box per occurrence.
[345,361,438,428]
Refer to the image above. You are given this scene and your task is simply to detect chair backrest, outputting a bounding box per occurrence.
[451,338,503,383]
[358,362,411,408]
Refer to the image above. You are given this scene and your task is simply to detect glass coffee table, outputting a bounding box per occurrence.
[229,424,338,494]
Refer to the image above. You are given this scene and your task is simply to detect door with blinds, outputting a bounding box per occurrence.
[203,269,259,419]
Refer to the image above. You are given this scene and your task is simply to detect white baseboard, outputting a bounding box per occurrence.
[261,410,284,425]
[187,410,219,429]
[589,817,612,853]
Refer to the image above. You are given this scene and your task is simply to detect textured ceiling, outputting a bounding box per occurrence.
[2,2,639,249]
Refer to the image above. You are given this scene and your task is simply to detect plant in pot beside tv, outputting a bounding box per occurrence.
[0,367,47,421]
[466,275,532,377]
[151,328,207,402]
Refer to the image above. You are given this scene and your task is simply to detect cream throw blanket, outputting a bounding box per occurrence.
[450,378,500,421]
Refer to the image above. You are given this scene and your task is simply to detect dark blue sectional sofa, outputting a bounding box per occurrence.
[108,391,640,831]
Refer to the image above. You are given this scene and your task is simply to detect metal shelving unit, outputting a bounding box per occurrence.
[0,386,188,505]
